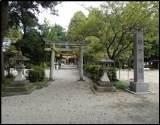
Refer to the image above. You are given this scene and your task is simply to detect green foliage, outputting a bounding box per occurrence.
[8,1,59,36]
[84,64,117,81]
[113,80,128,90]
[84,36,104,63]
[34,78,49,89]
[28,65,45,82]
[5,26,22,41]
[67,2,159,64]
[84,64,103,81]
[3,75,15,86]
[67,11,86,41]
[107,67,117,81]
[5,74,14,79]
[14,29,45,65]
[41,22,66,41]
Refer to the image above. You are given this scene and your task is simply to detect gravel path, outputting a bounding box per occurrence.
[117,69,159,93]
[2,65,159,124]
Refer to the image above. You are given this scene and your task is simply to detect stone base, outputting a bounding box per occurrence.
[97,81,112,87]
[49,79,55,81]
[2,80,36,97]
[129,81,149,93]
[93,82,116,92]
[126,89,153,95]
[78,78,85,81]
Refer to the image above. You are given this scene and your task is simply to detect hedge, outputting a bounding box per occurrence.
[28,65,45,82]
[84,64,117,81]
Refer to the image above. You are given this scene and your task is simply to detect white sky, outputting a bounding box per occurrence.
[38,1,105,31]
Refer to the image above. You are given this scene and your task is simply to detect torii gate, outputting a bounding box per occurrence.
[44,38,85,81]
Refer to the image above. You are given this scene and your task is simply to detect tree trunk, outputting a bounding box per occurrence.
[1,1,8,83]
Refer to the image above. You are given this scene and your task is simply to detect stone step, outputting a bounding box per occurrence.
[93,84,116,92]
[3,85,35,92]
[3,82,35,92]
[1,86,36,97]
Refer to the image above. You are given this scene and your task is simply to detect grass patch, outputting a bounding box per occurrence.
[33,78,49,89]
[112,80,129,90]
[2,77,15,88]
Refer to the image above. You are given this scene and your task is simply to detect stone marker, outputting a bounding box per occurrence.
[129,30,149,93]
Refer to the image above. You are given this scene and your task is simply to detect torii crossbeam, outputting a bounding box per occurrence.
[43,38,85,81]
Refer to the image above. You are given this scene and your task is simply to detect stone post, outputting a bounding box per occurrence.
[129,30,149,93]
[50,43,55,81]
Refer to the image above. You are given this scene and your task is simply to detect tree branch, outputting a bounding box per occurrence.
[112,32,125,58]
[114,41,132,58]
[106,33,117,50]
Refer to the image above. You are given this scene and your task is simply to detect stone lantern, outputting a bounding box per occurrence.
[14,51,29,82]
[93,58,116,92]
[2,51,36,97]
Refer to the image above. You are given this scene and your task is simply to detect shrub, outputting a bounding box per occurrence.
[84,64,117,81]
[5,74,14,79]
[84,64,103,81]
[3,78,13,85]
[113,81,128,90]
[28,65,45,82]
[107,67,117,81]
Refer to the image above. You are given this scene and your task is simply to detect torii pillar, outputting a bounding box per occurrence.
[50,43,55,81]
[79,44,84,81]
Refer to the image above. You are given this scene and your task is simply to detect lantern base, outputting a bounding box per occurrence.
[94,82,116,92]
[2,80,36,97]
[97,81,112,87]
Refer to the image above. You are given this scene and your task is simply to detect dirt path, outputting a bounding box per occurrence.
[2,65,159,124]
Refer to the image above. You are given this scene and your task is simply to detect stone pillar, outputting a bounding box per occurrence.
[129,30,149,93]
[50,43,55,81]
[79,45,84,81]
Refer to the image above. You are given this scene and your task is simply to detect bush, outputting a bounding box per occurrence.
[107,67,117,81]
[28,65,45,82]
[3,77,14,85]
[84,64,103,81]
[5,74,14,79]
[113,81,128,90]
[84,64,117,81]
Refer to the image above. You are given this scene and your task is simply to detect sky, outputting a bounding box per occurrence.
[38,2,105,31]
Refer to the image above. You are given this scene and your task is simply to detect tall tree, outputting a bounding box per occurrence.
[0,1,60,82]
[14,29,45,65]
[40,21,66,41]
[67,1,159,65]
[67,11,86,42]
[1,1,9,82]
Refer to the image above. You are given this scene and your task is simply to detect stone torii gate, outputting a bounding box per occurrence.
[44,39,85,81]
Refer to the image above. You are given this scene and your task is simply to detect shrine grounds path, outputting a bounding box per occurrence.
[2,65,159,124]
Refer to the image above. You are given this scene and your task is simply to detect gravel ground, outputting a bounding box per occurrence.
[116,69,159,93]
[2,65,159,124]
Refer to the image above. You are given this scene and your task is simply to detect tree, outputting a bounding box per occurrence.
[6,26,22,42]
[0,1,60,82]
[40,21,66,41]
[69,2,158,60]
[14,29,45,65]
[84,36,104,64]
[8,1,60,38]
[1,1,9,82]
[67,11,86,42]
